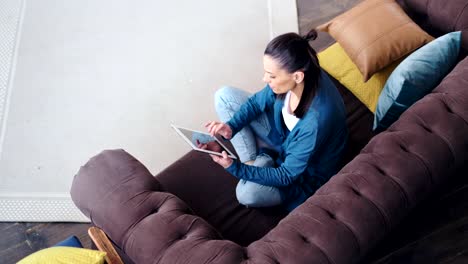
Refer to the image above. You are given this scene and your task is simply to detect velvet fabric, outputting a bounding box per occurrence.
[70,0,468,263]
[397,0,468,52]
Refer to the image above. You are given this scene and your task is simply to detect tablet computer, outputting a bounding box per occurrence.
[171,124,237,159]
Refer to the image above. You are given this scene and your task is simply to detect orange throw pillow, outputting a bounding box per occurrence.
[317,0,433,82]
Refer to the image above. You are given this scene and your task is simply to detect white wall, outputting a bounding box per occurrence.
[0,0,297,221]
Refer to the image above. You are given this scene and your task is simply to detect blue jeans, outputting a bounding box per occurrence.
[214,86,282,207]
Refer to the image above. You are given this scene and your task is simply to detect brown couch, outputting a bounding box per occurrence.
[70,0,468,263]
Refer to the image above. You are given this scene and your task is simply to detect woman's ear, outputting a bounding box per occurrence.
[294,71,305,84]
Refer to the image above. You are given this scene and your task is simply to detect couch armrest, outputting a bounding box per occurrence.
[70,149,167,246]
[70,149,245,263]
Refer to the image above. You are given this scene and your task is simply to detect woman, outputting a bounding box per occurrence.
[205,29,347,212]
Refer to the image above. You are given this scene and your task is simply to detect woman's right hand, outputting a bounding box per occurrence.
[205,121,232,139]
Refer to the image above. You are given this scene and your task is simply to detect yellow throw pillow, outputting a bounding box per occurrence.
[318,42,400,113]
[17,247,106,264]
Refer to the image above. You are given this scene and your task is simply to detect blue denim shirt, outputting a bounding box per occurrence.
[226,70,348,211]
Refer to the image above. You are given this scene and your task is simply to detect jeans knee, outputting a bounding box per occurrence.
[236,183,259,207]
[236,190,257,207]
[214,86,237,111]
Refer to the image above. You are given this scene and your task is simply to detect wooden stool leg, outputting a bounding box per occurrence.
[88,227,125,264]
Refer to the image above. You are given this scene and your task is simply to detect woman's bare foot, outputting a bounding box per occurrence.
[244,160,255,165]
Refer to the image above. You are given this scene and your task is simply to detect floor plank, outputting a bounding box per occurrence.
[0,222,92,264]
[297,0,361,51]
[364,171,468,263]
[373,216,468,264]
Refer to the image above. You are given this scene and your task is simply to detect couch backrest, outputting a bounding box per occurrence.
[243,52,468,264]
[71,57,468,264]
[398,0,468,52]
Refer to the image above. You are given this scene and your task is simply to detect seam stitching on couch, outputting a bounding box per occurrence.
[263,241,281,263]
[150,217,198,264]
[132,190,153,207]
[453,1,468,30]
[429,90,468,126]
[124,234,134,262]
[411,110,456,166]
[93,173,136,205]
[283,221,336,264]
[312,203,361,259]
[122,194,183,249]
[345,175,391,233]
[332,219,361,259]
[394,133,434,186]
[359,158,411,209]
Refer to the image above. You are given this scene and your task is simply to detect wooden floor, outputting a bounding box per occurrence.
[297,0,362,51]
[0,222,92,263]
[2,1,467,263]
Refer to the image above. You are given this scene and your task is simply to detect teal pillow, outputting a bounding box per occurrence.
[373,31,461,131]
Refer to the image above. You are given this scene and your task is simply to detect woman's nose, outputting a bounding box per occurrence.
[262,75,269,83]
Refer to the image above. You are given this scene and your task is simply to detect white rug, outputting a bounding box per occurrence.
[0,0,298,221]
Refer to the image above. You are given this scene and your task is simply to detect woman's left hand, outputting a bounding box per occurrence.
[210,151,233,169]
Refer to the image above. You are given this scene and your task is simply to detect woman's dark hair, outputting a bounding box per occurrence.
[264,29,320,118]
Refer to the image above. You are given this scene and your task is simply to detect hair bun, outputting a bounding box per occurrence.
[302,29,317,42]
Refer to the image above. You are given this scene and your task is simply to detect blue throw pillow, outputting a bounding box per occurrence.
[53,235,83,248]
[373,31,461,131]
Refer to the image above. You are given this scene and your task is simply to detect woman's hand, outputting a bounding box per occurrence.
[210,151,233,169]
[196,140,222,153]
[205,121,232,139]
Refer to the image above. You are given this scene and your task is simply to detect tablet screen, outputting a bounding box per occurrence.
[172,125,237,159]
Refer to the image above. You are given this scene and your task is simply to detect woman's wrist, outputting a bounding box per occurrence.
[225,159,237,171]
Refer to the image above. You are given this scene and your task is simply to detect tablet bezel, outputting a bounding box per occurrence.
[171,124,237,159]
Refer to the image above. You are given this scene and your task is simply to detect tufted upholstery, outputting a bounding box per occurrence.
[71,56,468,263]
[397,0,468,51]
[71,0,468,263]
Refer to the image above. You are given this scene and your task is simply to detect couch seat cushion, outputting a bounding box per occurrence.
[155,150,287,246]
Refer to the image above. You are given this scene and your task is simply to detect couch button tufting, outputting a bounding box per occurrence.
[400,145,409,152]
[300,235,310,243]
[351,188,361,196]
[324,209,336,219]
[422,125,432,133]
[442,102,454,113]
[376,167,386,175]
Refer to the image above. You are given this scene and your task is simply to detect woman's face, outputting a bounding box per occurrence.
[263,55,297,94]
